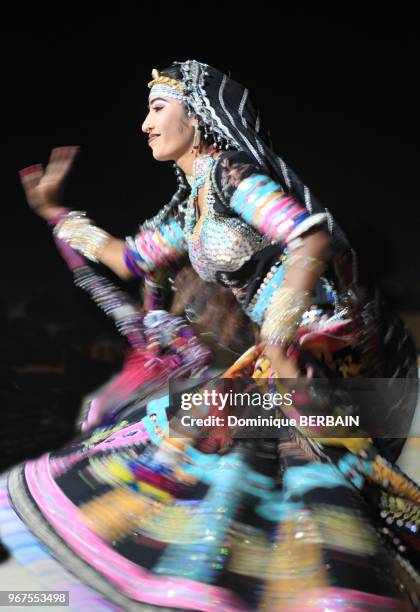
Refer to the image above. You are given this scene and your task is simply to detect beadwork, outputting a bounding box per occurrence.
[245,260,285,325]
[284,253,327,275]
[185,175,269,282]
[261,285,313,345]
[54,211,111,263]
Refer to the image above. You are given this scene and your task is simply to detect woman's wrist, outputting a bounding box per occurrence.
[38,204,69,222]
[47,207,72,227]
[261,285,313,346]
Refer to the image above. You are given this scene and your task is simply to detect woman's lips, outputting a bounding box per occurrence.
[148,135,160,144]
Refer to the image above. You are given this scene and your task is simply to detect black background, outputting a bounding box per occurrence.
[1,3,419,309]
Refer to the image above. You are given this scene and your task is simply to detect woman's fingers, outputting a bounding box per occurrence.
[49,145,79,164]
[19,164,44,193]
[49,146,71,163]
[19,147,79,213]
[46,146,80,176]
[19,164,45,209]
[19,163,44,181]
[19,146,80,186]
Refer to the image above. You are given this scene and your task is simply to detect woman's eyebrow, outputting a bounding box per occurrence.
[148,97,168,108]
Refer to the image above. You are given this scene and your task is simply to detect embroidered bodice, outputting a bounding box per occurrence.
[183,178,270,282]
[124,150,334,325]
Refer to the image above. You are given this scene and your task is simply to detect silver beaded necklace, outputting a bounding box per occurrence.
[185,154,216,236]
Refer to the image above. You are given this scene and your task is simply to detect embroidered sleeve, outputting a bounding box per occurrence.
[124,208,187,277]
[214,151,327,246]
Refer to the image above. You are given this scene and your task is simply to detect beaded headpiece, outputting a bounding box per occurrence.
[148,69,185,102]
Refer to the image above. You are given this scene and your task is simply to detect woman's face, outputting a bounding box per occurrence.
[142,95,196,162]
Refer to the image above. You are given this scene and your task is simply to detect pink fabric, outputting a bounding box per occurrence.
[80,349,180,431]
[54,236,86,270]
[24,455,248,611]
[49,422,149,478]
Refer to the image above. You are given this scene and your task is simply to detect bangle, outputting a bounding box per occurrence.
[47,207,72,227]
[53,210,111,263]
[261,286,313,345]
[284,254,327,275]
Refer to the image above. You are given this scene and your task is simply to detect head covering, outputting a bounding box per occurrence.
[145,60,350,251]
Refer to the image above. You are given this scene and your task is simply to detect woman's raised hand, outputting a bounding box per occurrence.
[19,146,80,220]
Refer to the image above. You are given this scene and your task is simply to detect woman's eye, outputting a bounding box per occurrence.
[152,106,163,112]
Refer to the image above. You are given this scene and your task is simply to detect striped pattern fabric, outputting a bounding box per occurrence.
[229,174,327,246]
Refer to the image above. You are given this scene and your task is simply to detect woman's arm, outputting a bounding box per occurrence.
[98,237,132,280]
[19,147,133,279]
[264,228,331,377]
[19,147,187,281]
[216,152,332,375]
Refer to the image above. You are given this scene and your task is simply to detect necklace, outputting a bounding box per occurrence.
[185,154,216,238]
[187,154,214,197]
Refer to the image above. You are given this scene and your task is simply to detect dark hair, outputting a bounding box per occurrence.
[159,65,182,80]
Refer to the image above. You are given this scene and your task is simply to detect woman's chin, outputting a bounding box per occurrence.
[151,149,171,162]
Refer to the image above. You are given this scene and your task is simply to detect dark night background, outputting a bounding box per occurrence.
[0,5,419,480]
[1,5,419,307]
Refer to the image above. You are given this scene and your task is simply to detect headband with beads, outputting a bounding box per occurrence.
[148,69,185,103]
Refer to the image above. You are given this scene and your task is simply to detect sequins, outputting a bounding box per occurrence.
[185,179,269,282]
[245,260,285,324]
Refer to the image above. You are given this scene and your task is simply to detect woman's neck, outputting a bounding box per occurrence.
[176,146,221,177]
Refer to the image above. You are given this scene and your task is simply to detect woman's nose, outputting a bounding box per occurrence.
[141,113,153,134]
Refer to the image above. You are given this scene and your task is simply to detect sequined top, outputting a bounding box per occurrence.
[125,151,331,325]
[183,174,271,283]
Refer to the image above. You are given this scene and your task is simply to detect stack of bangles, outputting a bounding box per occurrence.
[51,210,112,263]
[260,254,327,347]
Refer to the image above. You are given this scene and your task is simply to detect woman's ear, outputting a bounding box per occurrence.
[187,114,198,129]
[186,108,199,130]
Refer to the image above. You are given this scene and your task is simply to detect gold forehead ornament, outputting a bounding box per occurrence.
[147,68,184,93]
